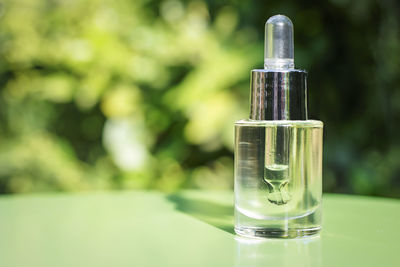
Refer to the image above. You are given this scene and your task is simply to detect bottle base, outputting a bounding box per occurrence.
[234,226,321,239]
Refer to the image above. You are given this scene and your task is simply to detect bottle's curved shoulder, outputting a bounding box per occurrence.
[235,119,323,128]
[251,68,307,74]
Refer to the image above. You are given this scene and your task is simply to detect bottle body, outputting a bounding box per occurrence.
[234,119,323,238]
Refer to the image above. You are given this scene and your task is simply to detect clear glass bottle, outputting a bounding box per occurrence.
[234,15,323,238]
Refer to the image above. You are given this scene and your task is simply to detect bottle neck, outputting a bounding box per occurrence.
[249,69,308,120]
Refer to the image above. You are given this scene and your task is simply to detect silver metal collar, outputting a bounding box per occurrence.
[249,69,308,120]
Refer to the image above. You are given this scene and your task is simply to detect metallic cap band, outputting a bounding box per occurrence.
[249,69,308,120]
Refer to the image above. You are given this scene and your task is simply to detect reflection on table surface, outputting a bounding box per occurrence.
[235,235,321,267]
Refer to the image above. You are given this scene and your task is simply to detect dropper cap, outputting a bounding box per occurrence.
[249,15,308,120]
[264,15,294,70]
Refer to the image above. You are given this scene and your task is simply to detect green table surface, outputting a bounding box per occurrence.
[0,190,399,267]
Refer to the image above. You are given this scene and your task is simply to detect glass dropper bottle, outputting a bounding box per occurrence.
[234,15,324,238]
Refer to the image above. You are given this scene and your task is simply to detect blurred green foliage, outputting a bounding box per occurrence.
[0,0,399,197]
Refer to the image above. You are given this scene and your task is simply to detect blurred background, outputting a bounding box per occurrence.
[0,0,399,197]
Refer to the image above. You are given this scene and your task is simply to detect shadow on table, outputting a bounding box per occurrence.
[167,193,234,235]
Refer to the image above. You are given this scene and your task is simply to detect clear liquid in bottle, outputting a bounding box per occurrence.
[234,120,323,238]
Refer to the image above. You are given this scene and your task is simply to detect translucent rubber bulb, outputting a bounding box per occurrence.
[264,15,294,70]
